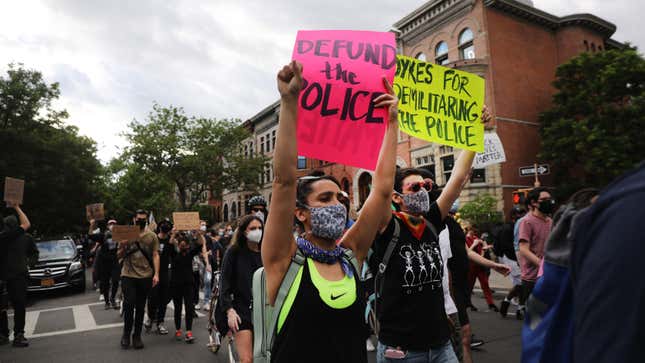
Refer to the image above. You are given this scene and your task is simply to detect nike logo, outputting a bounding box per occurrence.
[330,292,347,300]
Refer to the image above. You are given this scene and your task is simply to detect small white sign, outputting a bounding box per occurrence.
[473,133,506,168]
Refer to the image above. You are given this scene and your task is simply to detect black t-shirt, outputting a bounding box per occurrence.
[0,226,25,280]
[493,222,517,261]
[219,246,262,319]
[169,245,202,285]
[157,236,172,275]
[369,203,451,350]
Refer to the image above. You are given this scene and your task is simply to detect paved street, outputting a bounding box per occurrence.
[1,271,521,362]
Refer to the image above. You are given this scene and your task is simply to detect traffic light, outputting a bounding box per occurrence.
[512,189,531,206]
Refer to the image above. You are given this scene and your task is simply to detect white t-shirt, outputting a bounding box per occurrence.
[439,227,458,315]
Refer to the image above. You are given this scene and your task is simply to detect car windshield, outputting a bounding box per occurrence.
[36,240,76,261]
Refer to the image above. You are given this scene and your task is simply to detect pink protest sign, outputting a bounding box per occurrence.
[292,30,396,170]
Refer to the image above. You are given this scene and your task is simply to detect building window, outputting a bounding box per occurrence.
[265,165,271,185]
[341,178,350,194]
[584,40,589,51]
[415,52,427,61]
[231,202,237,219]
[260,136,265,153]
[591,42,596,52]
[223,204,229,221]
[459,28,475,60]
[297,156,307,169]
[272,130,276,150]
[441,155,454,184]
[470,168,486,183]
[435,41,449,65]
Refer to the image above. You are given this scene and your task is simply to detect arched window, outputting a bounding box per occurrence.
[459,28,475,60]
[584,40,589,51]
[435,41,449,65]
[358,172,373,208]
[415,52,427,61]
[231,202,237,220]
[341,178,350,194]
[223,204,229,222]
[591,42,596,52]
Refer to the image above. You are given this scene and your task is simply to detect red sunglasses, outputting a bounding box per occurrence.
[404,180,433,193]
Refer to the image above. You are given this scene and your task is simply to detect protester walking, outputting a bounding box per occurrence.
[145,218,173,335]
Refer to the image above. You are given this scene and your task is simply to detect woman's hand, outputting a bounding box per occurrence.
[482,105,493,130]
[373,77,399,125]
[227,308,241,333]
[277,60,303,101]
[493,263,511,276]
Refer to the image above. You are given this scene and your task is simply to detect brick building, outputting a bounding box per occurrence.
[392,0,620,215]
[216,0,622,222]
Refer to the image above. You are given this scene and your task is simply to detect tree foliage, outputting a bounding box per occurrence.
[120,104,267,211]
[539,47,645,196]
[458,193,503,230]
[0,64,103,235]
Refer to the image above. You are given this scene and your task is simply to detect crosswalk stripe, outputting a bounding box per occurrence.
[73,304,97,330]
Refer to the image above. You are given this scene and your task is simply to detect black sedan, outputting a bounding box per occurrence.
[28,238,85,293]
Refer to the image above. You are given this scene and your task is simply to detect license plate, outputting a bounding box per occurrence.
[41,278,55,287]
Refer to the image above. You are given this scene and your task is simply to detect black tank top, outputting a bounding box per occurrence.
[271,259,367,363]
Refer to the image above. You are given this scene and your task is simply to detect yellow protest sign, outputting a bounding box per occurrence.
[393,55,485,152]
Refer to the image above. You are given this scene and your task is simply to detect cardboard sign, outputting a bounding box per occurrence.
[292,30,397,170]
[173,212,200,231]
[3,177,25,204]
[86,203,105,221]
[111,225,140,242]
[473,133,506,168]
[394,55,485,152]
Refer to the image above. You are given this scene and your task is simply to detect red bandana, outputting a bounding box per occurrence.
[394,211,426,240]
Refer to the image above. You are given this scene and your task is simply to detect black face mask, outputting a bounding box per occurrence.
[136,218,147,229]
[538,199,555,215]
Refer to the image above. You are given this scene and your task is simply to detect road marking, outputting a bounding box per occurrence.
[73,304,97,330]
[24,311,39,336]
[20,301,207,339]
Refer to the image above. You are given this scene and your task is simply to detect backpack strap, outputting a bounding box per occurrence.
[253,248,307,363]
[341,248,361,278]
[375,218,401,299]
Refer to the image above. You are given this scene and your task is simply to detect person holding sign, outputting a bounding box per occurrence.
[0,202,32,347]
[117,209,160,350]
[261,60,399,363]
[368,108,492,363]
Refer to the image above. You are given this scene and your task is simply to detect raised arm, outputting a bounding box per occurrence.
[341,78,399,266]
[262,61,303,304]
[11,203,31,231]
[436,106,492,220]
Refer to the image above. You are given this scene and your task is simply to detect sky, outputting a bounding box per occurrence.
[1,0,643,163]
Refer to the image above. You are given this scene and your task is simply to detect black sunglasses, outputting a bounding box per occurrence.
[404,180,433,193]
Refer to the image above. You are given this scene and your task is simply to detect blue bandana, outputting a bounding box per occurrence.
[296,237,353,278]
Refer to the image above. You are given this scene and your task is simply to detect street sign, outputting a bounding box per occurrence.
[519,164,550,177]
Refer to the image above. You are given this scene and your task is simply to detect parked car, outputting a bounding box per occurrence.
[28,238,85,293]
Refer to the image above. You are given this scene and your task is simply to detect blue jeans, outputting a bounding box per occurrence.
[377,341,458,363]
[202,270,212,304]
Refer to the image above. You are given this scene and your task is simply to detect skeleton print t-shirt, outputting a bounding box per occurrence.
[369,203,451,351]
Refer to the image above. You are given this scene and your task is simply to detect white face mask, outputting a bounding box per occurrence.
[254,211,265,222]
[200,225,207,232]
[246,229,262,243]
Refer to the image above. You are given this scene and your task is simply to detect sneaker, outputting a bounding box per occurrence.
[156,324,169,335]
[468,304,479,312]
[132,335,144,349]
[185,331,195,344]
[111,301,119,310]
[175,329,183,341]
[99,294,104,302]
[366,338,376,352]
[470,336,485,349]
[194,303,201,310]
[489,304,499,312]
[12,334,29,348]
[121,335,131,349]
[0,335,10,346]
[144,318,152,333]
[500,300,510,318]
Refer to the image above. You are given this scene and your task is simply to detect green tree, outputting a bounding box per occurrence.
[539,47,645,197]
[0,64,103,235]
[458,193,503,231]
[122,104,267,211]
